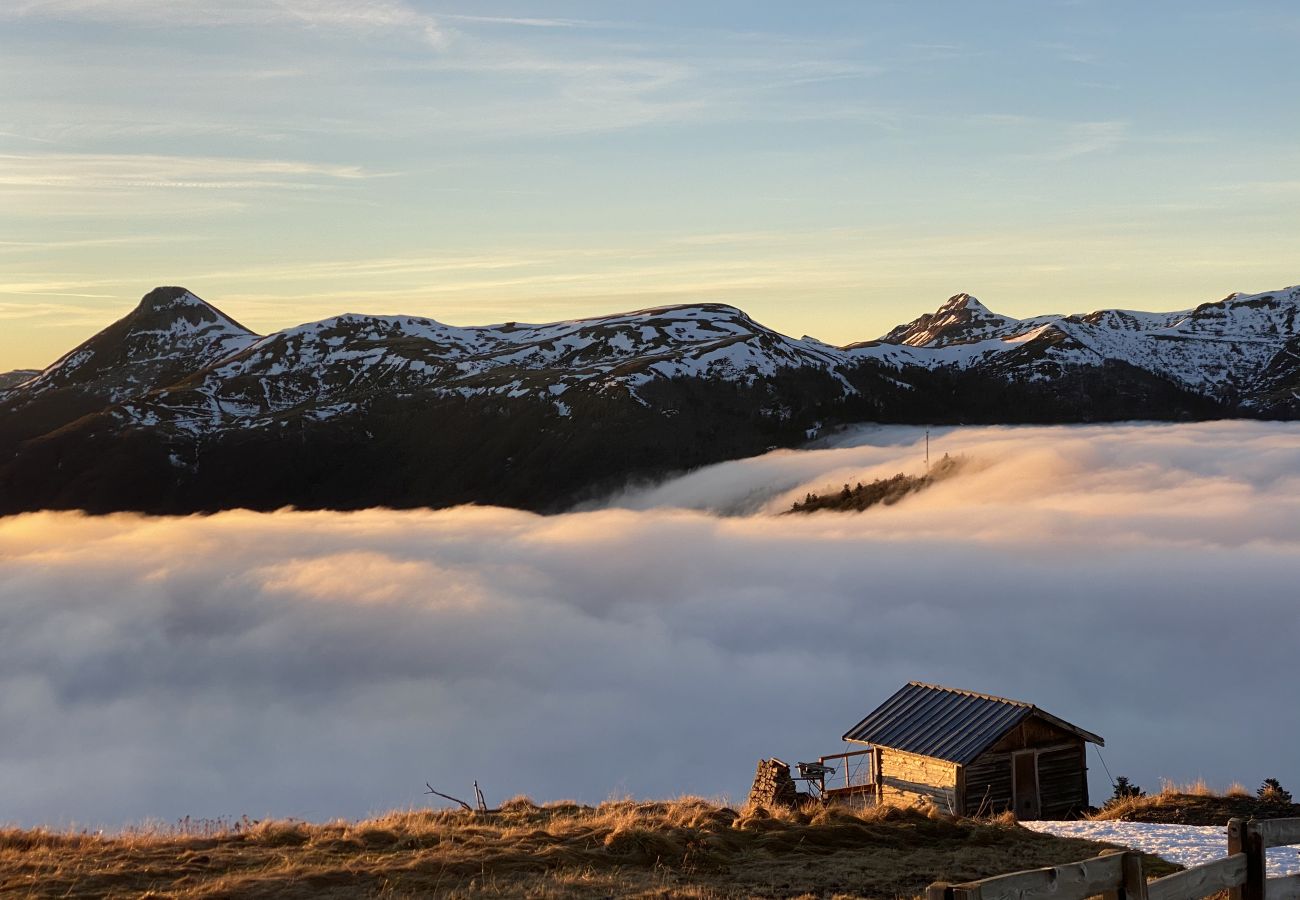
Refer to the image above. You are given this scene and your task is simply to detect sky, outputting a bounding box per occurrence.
[2,1,1299,369]
[3,421,1299,827]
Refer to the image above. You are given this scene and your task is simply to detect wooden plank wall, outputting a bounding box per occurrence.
[1037,744,1086,818]
[960,741,1084,816]
[962,753,1012,815]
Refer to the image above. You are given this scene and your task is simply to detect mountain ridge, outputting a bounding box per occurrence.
[0,282,1294,514]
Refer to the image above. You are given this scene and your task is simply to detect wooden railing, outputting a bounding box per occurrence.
[926,817,1300,900]
[816,748,876,795]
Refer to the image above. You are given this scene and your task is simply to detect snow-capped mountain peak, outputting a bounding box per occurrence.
[126,299,854,432]
[938,292,989,315]
[881,292,1026,348]
[13,286,260,404]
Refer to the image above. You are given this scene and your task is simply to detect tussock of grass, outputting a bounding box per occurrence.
[0,798,1162,899]
[1161,778,1215,797]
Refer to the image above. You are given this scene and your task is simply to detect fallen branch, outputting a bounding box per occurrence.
[425,783,473,812]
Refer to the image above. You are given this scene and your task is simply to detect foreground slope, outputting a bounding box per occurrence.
[3,282,1297,514]
[0,800,1174,899]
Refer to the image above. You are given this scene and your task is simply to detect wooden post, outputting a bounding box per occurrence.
[927,882,953,900]
[875,747,884,803]
[1120,850,1148,900]
[1099,848,1132,900]
[1228,818,1246,900]
[1231,818,1265,900]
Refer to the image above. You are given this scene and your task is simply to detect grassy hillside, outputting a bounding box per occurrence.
[0,799,1173,899]
[1093,780,1300,826]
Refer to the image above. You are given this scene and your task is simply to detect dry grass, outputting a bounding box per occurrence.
[1159,779,1215,797]
[0,798,1158,899]
[1092,782,1300,826]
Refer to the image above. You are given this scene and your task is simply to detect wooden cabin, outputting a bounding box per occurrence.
[826,682,1103,819]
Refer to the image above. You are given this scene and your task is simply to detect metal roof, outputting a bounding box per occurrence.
[841,682,1104,765]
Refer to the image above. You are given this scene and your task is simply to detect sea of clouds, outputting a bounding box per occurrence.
[2,420,1298,827]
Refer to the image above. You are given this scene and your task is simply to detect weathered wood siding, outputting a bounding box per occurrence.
[984,717,1078,754]
[962,741,1087,818]
[1038,744,1087,818]
[878,747,958,810]
[962,752,1013,815]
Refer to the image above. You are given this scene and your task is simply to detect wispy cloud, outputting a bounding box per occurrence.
[1009,120,1129,162]
[4,222,1284,356]
[1036,40,1103,66]
[0,299,115,319]
[4,0,448,46]
[0,235,200,251]
[436,12,624,30]
[0,130,58,145]
[1051,120,1128,159]
[0,153,384,190]
[1212,180,1300,196]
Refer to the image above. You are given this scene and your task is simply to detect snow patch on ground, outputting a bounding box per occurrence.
[1023,821,1300,877]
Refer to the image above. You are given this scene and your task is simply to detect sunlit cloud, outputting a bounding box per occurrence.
[1,422,1298,827]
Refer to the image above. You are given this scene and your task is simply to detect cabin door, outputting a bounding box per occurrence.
[1012,750,1041,819]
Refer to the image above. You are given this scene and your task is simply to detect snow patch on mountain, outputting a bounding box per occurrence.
[8,283,1300,436]
[863,286,1300,400]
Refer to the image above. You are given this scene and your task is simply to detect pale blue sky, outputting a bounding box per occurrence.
[2,1,1299,368]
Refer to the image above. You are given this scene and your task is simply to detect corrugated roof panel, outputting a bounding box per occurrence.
[840,682,1098,765]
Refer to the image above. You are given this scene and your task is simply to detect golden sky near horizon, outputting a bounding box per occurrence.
[3,2,1299,369]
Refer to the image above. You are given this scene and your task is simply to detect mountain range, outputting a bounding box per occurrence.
[1,283,1296,514]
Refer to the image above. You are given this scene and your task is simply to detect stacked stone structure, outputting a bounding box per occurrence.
[746,758,801,810]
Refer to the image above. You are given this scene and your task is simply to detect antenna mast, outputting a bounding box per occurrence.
[925,429,930,471]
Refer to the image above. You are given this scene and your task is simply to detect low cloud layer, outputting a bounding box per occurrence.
[2,421,1298,827]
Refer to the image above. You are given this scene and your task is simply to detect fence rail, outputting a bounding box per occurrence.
[927,817,1300,900]
[1146,853,1246,900]
[816,748,876,796]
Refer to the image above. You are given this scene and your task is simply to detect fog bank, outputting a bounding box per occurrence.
[2,421,1297,826]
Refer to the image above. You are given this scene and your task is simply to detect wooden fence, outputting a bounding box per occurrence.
[926,817,1300,900]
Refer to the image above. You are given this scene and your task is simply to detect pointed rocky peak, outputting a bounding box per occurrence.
[137,285,207,312]
[935,292,992,316]
[881,292,1019,348]
[13,287,260,402]
[127,286,255,336]
[85,286,257,364]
